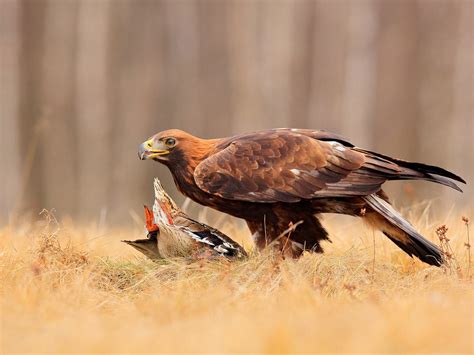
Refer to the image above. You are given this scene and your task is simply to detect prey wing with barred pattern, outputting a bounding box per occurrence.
[178,222,247,258]
[175,215,247,258]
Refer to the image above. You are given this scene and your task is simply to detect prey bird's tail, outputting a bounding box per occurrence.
[363,194,443,267]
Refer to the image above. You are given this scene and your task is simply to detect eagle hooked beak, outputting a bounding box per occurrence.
[138,138,170,160]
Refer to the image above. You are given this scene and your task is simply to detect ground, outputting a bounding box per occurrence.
[1,205,472,353]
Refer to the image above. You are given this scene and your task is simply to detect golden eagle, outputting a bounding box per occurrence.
[138,128,465,265]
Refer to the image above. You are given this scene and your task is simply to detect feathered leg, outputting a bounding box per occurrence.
[246,207,330,258]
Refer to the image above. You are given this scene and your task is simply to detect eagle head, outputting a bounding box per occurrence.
[139,129,218,167]
[138,129,189,161]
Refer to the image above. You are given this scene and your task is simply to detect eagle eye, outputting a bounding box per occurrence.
[164,137,176,147]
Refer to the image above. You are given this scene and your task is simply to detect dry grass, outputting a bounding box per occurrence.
[1,206,473,354]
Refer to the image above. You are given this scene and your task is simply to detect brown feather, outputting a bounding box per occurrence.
[141,128,464,265]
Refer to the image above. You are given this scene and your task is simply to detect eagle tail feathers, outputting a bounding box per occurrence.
[363,194,443,267]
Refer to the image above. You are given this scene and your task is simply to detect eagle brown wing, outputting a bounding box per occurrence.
[194,131,394,203]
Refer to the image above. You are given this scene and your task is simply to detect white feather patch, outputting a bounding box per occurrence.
[328,141,346,152]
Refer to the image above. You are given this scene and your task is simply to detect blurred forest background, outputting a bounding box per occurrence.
[1,0,472,226]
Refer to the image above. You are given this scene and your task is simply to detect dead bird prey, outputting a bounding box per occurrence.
[122,206,162,260]
[123,179,247,260]
[138,128,466,266]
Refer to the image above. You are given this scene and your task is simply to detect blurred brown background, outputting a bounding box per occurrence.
[1,0,472,226]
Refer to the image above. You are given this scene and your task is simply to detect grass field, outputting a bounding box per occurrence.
[1,204,472,354]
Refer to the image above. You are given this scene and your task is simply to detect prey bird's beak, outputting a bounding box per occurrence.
[138,138,170,160]
[122,236,161,260]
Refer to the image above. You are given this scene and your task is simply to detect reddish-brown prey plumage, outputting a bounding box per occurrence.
[138,128,466,265]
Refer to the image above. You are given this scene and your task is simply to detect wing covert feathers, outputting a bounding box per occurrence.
[194,130,465,203]
[174,215,248,258]
[195,132,371,202]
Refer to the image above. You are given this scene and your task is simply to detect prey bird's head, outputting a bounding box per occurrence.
[121,205,161,260]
